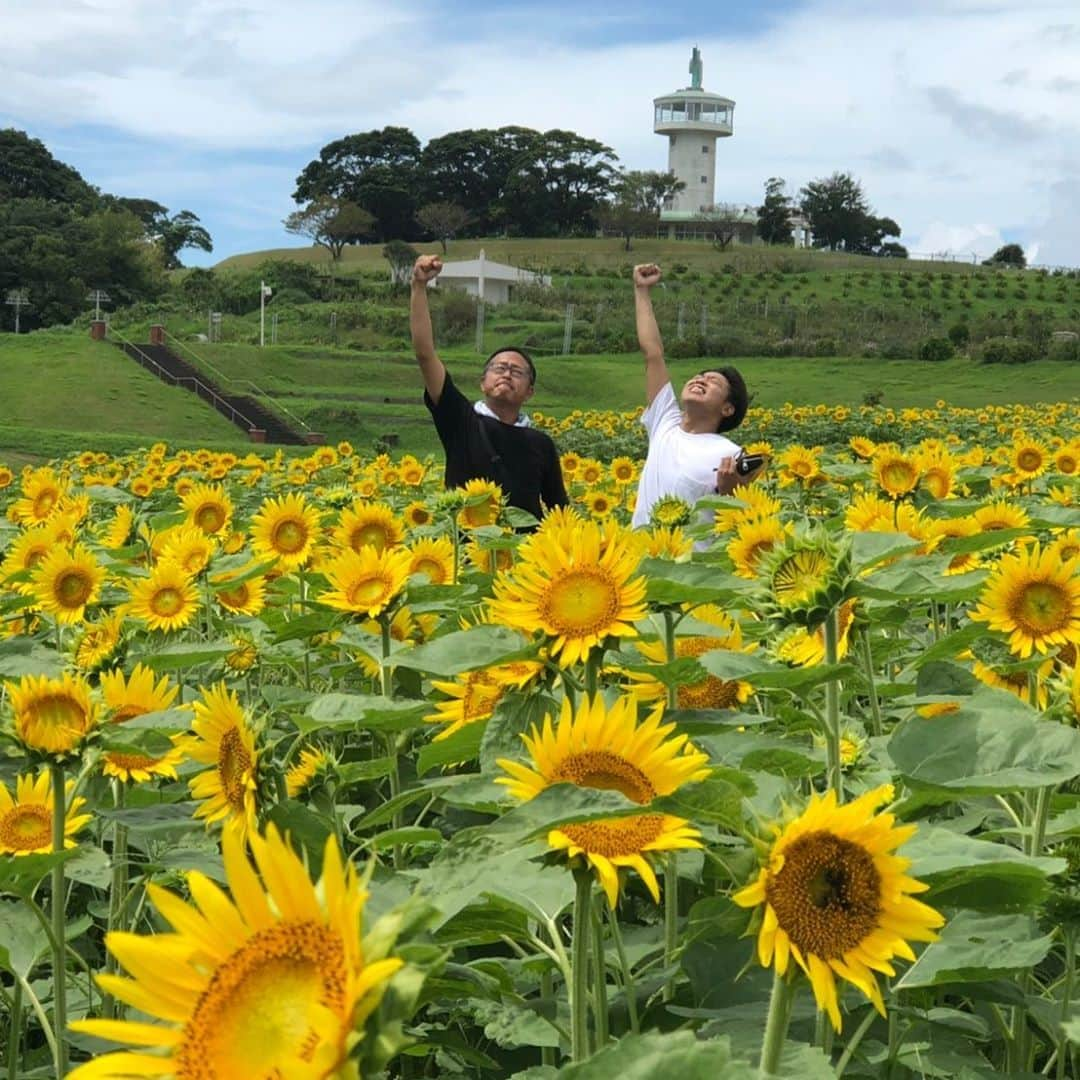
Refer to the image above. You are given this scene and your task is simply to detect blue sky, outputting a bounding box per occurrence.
[4,0,1079,266]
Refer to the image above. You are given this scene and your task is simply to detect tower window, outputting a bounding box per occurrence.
[702,144,709,153]
[700,175,708,184]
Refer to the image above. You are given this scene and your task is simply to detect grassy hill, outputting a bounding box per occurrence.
[1,238,1077,465]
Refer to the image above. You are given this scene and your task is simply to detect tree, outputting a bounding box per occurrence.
[700,203,748,250]
[984,243,1026,268]
[501,130,618,235]
[294,127,422,241]
[415,202,470,253]
[0,129,96,206]
[284,197,374,262]
[756,177,793,245]
[799,172,902,255]
[383,240,419,285]
[598,170,685,251]
[155,210,213,269]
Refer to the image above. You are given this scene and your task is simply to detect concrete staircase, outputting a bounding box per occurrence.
[115,341,309,445]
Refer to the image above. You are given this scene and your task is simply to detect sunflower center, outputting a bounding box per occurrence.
[0,805,52,852]
[765,830,882,959]
[218,584,250,609]
[33,490,57,518]
[552,750,655,803]
[881,463,916,491]
[561,813,666,857]
[218,727,253,811]
[351,524,389,552]
[195,505,226,534]
[1011,582,1069,633]
[272,520,308,555]
[111,704,147,723]
[347,576,391,607]
[175,921,347,1079]
[1017,449,1043,472]
[542,570,619,636]
[412,557,447,584]
[152,587,183,617]
[773,551,831,606]
[106,752,160,770]
[55,570,93,607]
[25,693,88,734]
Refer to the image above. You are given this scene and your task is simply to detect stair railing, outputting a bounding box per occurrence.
[108,327,258,432]
[160,329,311,433]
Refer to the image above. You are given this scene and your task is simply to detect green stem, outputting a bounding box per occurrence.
[824,606,842,799]
[451,516,460,586]
[606,901,639,1035]
[15,974,58,1072]
[590,892,609,1050]
[379,615,403,870]
[49,761,68,1077]
[299,569,311,691]
[584,648,600,699]
[540,966,556,1068]
[859,628,883,738]
[835,1007,878,1076]
[571,870,593,1062]
[104,782,128,1018]
[662,609,678,710]
[662,854,679,1003]
[7,977,22,1080]
[758,969,797,1077]
[1057,930,1076,1080]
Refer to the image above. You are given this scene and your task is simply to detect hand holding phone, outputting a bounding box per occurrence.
[736,452,767,476]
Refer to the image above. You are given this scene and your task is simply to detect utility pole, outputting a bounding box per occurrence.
[562,303,575,355]
[87,289,111,320]
[5,289,29,333]
[260,281,272,347]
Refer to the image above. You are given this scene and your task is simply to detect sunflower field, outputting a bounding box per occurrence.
[0,407,1078,1079]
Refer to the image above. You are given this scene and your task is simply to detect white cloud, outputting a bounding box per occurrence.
[2,0,1078,262]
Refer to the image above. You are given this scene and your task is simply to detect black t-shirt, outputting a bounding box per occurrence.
[424,372,568,519]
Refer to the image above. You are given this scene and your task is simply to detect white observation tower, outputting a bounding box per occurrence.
[653,46,734,214]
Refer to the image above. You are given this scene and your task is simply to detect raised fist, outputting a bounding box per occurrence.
[413,254,443,285]
[633,263,662,289]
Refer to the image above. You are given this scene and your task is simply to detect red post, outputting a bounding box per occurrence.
[149,324,165,345]
[303,432,326,445]
[248,429,267,444]
[89,320,106,340]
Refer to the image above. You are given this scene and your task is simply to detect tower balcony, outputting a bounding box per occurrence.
[653,91,734,136]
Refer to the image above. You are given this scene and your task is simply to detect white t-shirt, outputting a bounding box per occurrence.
[631,382,742,529]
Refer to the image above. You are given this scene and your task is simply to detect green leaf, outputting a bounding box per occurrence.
[850,530,922,571]
[97,726,175,758]
[66,845,112,890]
[938,526,1032,555]
[271,609,342,643]
[371,827,442,851]
[132,641,237,672]
[0,900,49,977]
[559,1031,755,1079]
[904,826,1066,911]
[0,638,64,678]
[895,912,1054,989]
[699,731,824,778]
[417,723,485,776]
[888,689,1080,793]
[351,776,463,830]
[472,999,560,1049]
[914,660,980,695]
[96,801,202,835]
[337,757,396,785]
[697,649,855,691]
[0,850,75,898]
[912,626,991,669]
[855,559,986,603]
[655,773,756,830]
[301,694,428,735]
[639,559,746,606]
[391,626,535,676]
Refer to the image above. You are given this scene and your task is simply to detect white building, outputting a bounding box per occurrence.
[430,249,551,305]
[654,46,734,216]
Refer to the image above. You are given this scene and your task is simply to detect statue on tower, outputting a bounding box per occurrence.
[689,46,703,90]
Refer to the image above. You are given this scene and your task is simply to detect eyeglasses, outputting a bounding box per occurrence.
[486,362,530,379]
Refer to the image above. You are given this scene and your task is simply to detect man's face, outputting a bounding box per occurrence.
[480,351,534,407]
[680,370,734,422]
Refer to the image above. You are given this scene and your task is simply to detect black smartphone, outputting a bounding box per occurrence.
[736,452,766,476]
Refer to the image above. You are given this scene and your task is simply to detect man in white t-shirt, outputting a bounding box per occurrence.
[630,263,761,529]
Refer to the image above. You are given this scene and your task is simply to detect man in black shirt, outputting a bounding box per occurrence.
[409,254,568,520]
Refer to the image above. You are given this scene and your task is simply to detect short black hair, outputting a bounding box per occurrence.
[483,346,536,386]
[699,365,749,433]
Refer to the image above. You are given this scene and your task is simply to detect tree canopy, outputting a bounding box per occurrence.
[798,172,902,255]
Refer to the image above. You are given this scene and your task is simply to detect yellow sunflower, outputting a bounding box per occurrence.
[1010,439,1049,481]
[561,451,582,477]
[457,478,505,529]
[73,612,125,672]
[126,561,201,633]
[872,449,920,500]
[426,660,543,741]
[776,599,859,667]
[0,465,12,489]
[158,525,217,576]
[406,537,456,585]
[100,663,180,722]
[465,539,515,575]
[497,694,711,907]
[0,772,91,855]
[181,482,234,536]
[489,517,647,667]
[971,657,1052,709]
[728,516,791,580]
[184,683,260,842]
[250,493,322,571]
[734,785,944,1032]
[286,747,333,797]
[610,456,637,485]
[68,825,404,1080]
[404,500,434,528]
[777,445,823,488]
[333,502,405,554]
[973,499,1030,534]
[1,523,60,584]
[319,546,413,619]
[636,525,693,561]
[99,504,135,549]
[1053,445,1079,477]
[969,543,1080,658]
[6,671,98,756]
[29,543,105,625]
[848,436,878,460]
[10,466,66,525]
[212,567,268,616]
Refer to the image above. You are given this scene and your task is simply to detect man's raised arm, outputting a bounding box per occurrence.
[633,263,669,406]
[410,254,447,404]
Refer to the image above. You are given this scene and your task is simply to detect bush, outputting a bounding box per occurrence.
[919,337,955,362]
[948,323,971,348]
[979,336,1040,364]
[1047,336,1080,362]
